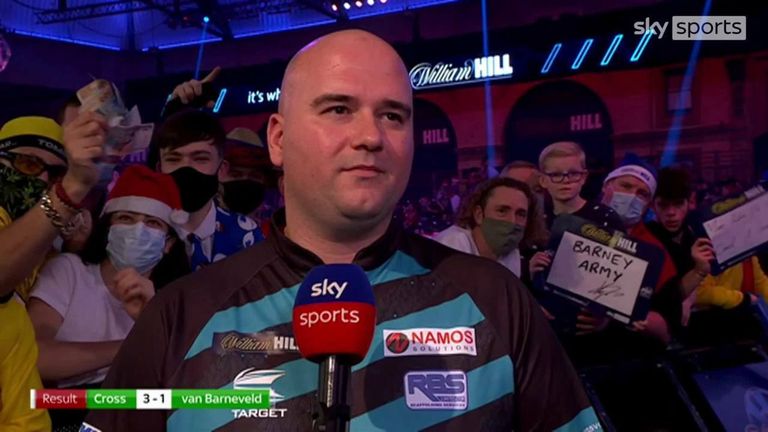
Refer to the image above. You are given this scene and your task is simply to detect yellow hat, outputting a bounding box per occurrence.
[0,116,66,161]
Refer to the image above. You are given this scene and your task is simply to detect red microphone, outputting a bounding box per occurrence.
[292,264,376,431]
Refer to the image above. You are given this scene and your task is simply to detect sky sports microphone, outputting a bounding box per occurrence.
[292,264,376,432]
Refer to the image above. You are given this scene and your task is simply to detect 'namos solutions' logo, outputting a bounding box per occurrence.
[383,327,477,357]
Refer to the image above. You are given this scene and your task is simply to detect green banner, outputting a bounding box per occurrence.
[172,389,270,409]
[86,390,136,409]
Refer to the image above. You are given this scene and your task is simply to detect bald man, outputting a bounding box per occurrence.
[85,30,601,432]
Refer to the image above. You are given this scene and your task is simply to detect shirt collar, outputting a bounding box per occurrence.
[267,208,402,276]
[177,202,217,241]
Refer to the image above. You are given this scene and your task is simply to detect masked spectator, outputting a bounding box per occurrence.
[151,110,264,271]
[27,165,185,429]
[0,113,108,431]
[599,155,687,342]
[217,127,274,220]
[501,160,549,247]
[436,178,545,277]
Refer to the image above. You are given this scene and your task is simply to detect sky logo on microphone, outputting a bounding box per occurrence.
[293,264,376,364]
[404,370,468,410]
[310,278,348,299]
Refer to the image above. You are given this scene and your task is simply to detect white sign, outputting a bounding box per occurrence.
[247,88,281,104]
[547,231,649,318]
[703,187,768,264]
[409,53,513,90]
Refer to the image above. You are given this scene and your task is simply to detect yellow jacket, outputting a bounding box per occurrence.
[0,207,43,301]
[0,299,51,431]
[696,257,768,309]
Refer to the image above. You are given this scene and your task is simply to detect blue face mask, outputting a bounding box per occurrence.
[106,223,166,275]
[607,191,647,226]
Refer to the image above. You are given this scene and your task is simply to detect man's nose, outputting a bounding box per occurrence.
[351,111,384,152]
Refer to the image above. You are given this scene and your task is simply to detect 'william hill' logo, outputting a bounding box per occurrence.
[580,224,612,244]
[712,196,747,215]
[615,236,638,254]
[409,53,513,90]
[213,331,298,355]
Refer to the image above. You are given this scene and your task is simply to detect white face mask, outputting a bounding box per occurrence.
[106,223,166,275]
[607,191,647,226]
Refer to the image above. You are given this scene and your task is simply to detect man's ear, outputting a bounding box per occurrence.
[267,113,285,168]
[473,205,484,227]
[538,173,547,190]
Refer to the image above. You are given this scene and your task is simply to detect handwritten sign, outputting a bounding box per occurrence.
[542,217,664,324]
[701,183,768,274]
[547,231,649,318]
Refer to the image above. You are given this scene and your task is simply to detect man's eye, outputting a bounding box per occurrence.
[326,106,350,115]
[384,112,404,123]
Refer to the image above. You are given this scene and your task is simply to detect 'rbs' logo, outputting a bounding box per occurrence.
[404,371,468,410]
[310,279,348,299]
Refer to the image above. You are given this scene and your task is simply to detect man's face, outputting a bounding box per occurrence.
[654,197,688,232]
[0,147,67,184]
[158,140,224,176]
[474,186,529,227]
[540,155,586,202]
[268,33,413,226]
[601,175,651,210]
[504,167,542,194]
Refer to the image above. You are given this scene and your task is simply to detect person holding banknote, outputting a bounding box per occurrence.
[0,113,107,431]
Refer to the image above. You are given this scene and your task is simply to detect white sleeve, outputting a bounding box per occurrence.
[28,253,78,319]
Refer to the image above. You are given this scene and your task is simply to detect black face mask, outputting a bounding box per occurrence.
[0,164,48,220]
[222,180,265,215]
[170,167,219,212]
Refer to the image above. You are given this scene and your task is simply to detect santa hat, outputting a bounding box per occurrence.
[102,165,189,225]
[604,153,658,196]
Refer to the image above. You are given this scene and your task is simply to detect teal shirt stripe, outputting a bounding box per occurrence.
[553,407,603,432]
[350,355,515,431]
[168,293,485,431]
[184,251,430,360]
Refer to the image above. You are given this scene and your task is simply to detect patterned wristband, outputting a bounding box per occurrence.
[54,180,84,211]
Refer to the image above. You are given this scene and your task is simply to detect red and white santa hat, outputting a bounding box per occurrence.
[102,165,189,226]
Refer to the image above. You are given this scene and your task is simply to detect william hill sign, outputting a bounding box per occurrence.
[409,53,514,90]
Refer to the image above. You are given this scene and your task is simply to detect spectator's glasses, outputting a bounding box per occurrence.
[0,151,67,179]
[543,170,587,184]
